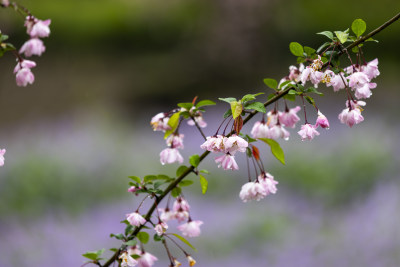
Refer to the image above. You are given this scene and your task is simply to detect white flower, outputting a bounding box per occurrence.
[126,212,146,227]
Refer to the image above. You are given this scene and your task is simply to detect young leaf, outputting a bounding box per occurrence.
[123,239,137,246]
[143,175,157,183]
[200,169,210,174]
[137,232,150,244]
[244,102,266,113]
[252,146,260,161]
[218,97,237,103]
[176,165,188,177]
[289,42,304,57]
[128,176,141,184]
[171,187,182,198]
[189,154,200,168]
[283,94,296,101]
[305,95,316,106]
[82,252,100,261]
[230,101,243,119]
[279,80,293,90]
[179,180,194,187]
[303,46,316,56]
[196,100,216,108]
[223,108,232,118]
[241,93,264,103]
[317,31,334,40]
[110,233,125,240]
[199,174,208,194]
[316,42,332,54]
[334,30,349,44]
[352,19,366,37]
[259,138,285,165]
[306,87,324,96]
[125,225,134,236]
[177,102,193,110]
[171,233,198,251]
[164,112,181,139]
[263,78,278,89]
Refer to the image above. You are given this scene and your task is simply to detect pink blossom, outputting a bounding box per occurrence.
[328,74,346,92]
[175,210,189,222]
[288,64,304,82]
[297,123,320,141]
[338,107,364,128]
[278,106,301,128]
[301,67,324,87]
[14,59,36,73]
[239,182,267,202]
[128,186,140,193]
[19,38,46,57]
[362,58,380,80]
[126,212,146,227]
[200,135,225,153]
[28,19,51,38]
[348,72,370,88]
[315,111,330,129]
[1,0,9,7]
[160,148,183,165]
[267,125,290,140]
[251,121,269,139]
[119,251,138,267]
[214,154,239,170]
[177,220,203,237]
[354,82,376,99]
[224,134,248,154]
[150,112,171,132]
[154,222,168,236]
[137,252,158,267]
[166,133,184,149]
[311,55,323,71]
[0,149,5,166]
[187,114,207,128]
[158,208,175,222]
[15,68,35,87]
[266,111,279,126]
[173,197,190,212]
[258,172,278,195]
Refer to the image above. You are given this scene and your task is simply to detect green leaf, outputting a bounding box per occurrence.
[82,249,105,261]
[305,96,316,106]
[125,225,134,236]
[0,34,9,42]
[352,19,366,37]
[259,138,285,165]
[317,31,334,40]
[137,232,150,244]
[129,176,141,184]
[154,234,165,242]
[288,89,297,95]
[164,112,181,139]
[230,101,243,119]
[196,100,216,108]
[179,180,194,187]
[244,102,266,113]
[303,46,316,56]
[306,87,324,96]
[157,174,170,180]
[317,42,331,54]
[177,102,193,110]
[223,108,232,118]
[199,169,209,174]
[110,233,125,240]
[123,239,138,246]
[176,165,188,177]
[143,175,158,183]
[171,187,182,198]
[334,30,349,44]
[153,181,165,189]
[366,37,379,43]
[263,78,278,89]
[171,233,197,251]
[218,97,237,103]
[241,93,264,103]
[289,42,304,57]
[189,154,200,167]
[199,175,208,194]
[279,80,293,90]
[283,94,296,101]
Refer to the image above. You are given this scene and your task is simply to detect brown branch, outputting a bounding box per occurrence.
[100,12,400,267]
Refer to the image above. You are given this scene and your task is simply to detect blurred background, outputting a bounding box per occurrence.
[1,0,400,266]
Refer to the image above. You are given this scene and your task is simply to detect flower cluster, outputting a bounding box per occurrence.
[239,172,278,202]
[13,16,51,87]
[201,134,248,170]
[119,245,158,267]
